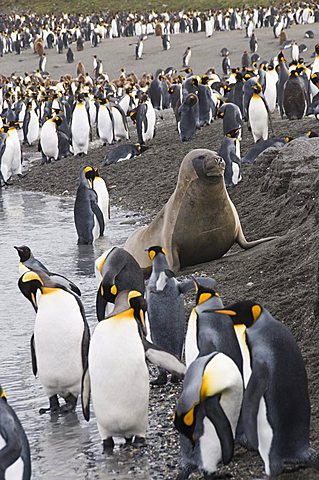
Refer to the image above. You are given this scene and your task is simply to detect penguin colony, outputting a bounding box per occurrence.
[1,3,319,479]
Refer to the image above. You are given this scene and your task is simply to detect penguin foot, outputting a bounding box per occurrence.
[40,395,60,414]
[103,437,114,452]
[151,372,167,386]
[133,436,146,447]
[60,393,77,414]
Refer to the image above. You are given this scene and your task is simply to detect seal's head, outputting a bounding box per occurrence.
[178,149,225,184]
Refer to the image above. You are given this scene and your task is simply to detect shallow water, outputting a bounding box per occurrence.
[0,189,153,479]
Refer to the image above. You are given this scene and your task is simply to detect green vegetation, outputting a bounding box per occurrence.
[6,0,272,15]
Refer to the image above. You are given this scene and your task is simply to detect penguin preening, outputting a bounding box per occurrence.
[174,352,243,479]
[18,270,90,415]
[0,386,31,479]
[95,246,145,319]
[211,301,319,476]
[14,244,81,296]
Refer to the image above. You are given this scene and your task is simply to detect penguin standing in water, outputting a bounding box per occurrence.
[146,246,193,385]
[18,271,90,415]
[212,301,319,477]
[83,166,110,228]
[183,47,192,67]
[0,386,31,479]
[71,93,90,155]
[248,82,269,142]
[82,290,185,451]
[14,244,81,296]
[74,166,104,245]
[174,352,243,480]
[95,246,145,319]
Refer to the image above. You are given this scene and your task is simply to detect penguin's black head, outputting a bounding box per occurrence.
[146,246,166,261]
[206,300,262,327]
[96,281,118,321]
[18,271,44,311]
[83,166,96,186]
[174,405,198,446]
[252,83,262,94]
[128,290,147,334]
[0,386,7,403]
[14,245,32,262]
[307,130,319,138]
[129,109,137,124]
[193,277,218,305]
[53,116,63,126]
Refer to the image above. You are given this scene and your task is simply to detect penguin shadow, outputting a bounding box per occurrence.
[75,244,97,276]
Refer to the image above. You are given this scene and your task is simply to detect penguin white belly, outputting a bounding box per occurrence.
[93,178,109,225]
[112,107,129,141]
[41,122,59,160]
[26,111,39,145]
[185,309,199,367]
[0,141,14,182]
[232,162,241,185]
[200,418,221,472]
[0,435,24,480]
[89,320,149,438]
[10,132,22,175]
[34,291,83,397]
[249,98,268,142]
[143,102,156,142]
[97,107,113,145]
[92,214,100,243]
[72,106,90,155]
[264,84,277,113]
[257,396,273,476]
[234,325,251,387]
[89,101,96,127]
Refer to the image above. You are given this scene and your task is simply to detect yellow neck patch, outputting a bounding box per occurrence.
[197,292,212,305]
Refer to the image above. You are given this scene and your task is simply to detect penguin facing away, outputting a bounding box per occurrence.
[146,246,194,385]
[174,352,243,479]
[0,386,31,480]
[18,271,90,415]
[209,301,319,476]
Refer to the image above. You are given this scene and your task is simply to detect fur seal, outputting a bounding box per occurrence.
[124,149,276,273]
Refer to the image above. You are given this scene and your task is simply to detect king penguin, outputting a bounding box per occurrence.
[18,271,90,415]
[83,166,110,228]
[95,246,145,319]
[184,277,242,375]
[146,246,193,385]
[74,166,104,244]
[0,386,31,479]
[71,93,90,155]
[248,82,269,142]
[174,352,243,479]
[210,301,319,476]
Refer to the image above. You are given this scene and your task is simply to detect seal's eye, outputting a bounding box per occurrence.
[197,155,205,161]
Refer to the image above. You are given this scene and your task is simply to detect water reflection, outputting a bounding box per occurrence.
[0,189,150,479]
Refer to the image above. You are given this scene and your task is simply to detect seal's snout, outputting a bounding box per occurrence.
[204,155,225,176]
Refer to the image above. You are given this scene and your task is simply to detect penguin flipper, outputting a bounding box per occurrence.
[30,334,37,376]
[143,338,186,378]
[91,201,105,236]
[49,273,81,296]
[241,360,269,450]
[96,282,108,321]
[204,395,234,465]
[0,415,21,470]
[81,366,91,421]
